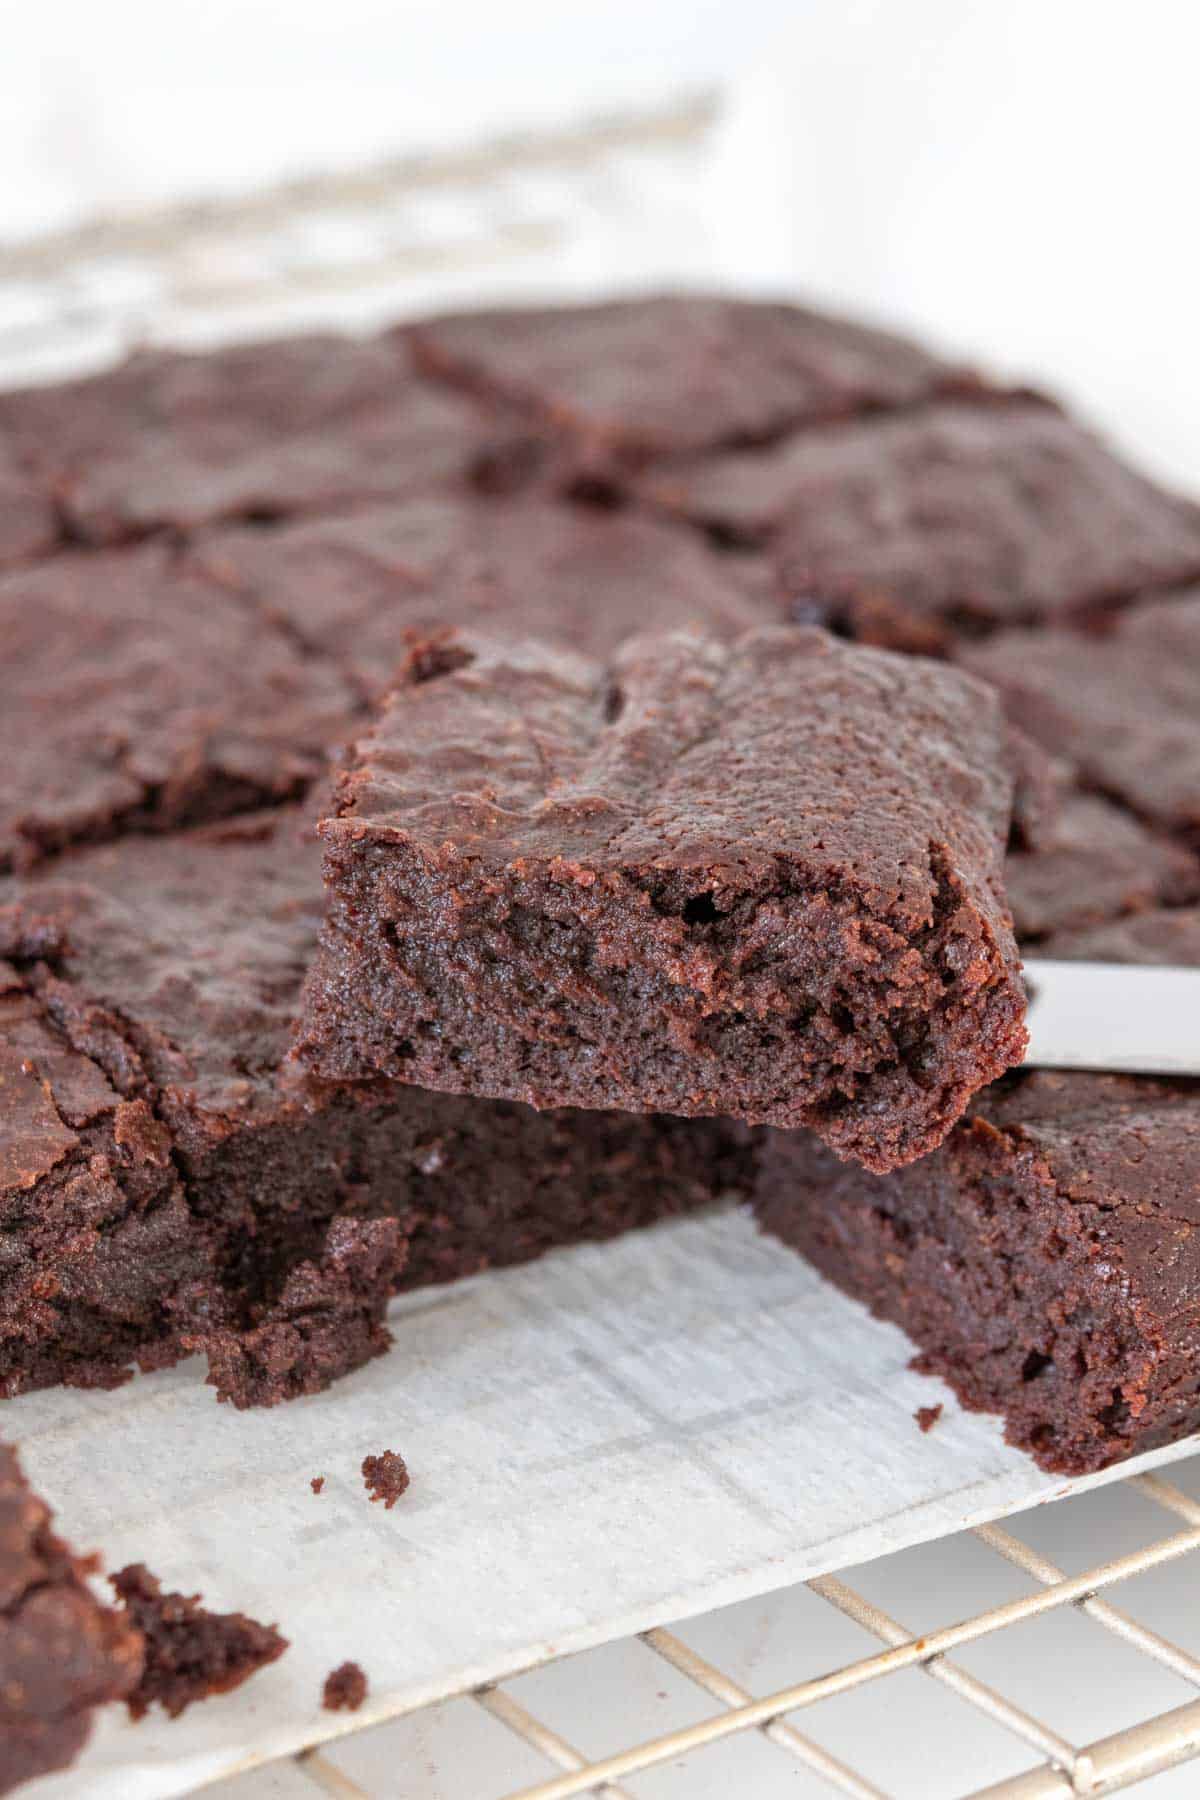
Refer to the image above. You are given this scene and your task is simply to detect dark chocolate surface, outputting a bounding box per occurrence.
[648,402,1200,649]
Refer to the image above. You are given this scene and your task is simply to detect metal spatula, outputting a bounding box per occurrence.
[1023,960,1200,1077]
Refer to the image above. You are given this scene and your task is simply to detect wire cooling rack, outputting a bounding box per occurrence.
[204,1460,1200,1800]
[0,90,720,389]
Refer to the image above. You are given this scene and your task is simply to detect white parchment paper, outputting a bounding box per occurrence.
[14,1204,1197,1798]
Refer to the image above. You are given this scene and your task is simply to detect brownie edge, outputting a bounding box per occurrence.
[755,1072,1200,1474]
[0,1444,143,1794]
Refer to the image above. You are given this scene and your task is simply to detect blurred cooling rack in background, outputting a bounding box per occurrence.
[0,94,726,390]
[212,1458,1200,1799]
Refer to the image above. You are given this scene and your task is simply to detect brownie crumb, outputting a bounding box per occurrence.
[111,1563,288,1719]
[915,1404,944,1434]
[310,1477,325,1495]
[322,1661,368,1712]
[361,1451,409,1508]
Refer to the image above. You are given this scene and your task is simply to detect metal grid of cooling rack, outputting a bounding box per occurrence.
[216,1465,1200,1800]
[0,91,719,390]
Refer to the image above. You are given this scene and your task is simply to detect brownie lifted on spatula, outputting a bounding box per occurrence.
[297,625,1027,1171]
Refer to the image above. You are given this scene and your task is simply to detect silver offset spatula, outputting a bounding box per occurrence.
[1023,960,1200,1077]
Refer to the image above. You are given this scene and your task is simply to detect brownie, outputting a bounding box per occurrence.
[297,625,1026,1171]
[0,333,528,546]
[0,1443,142,1793]
[196,493,769,698]
[755,1069,1200,1474]
[647,402,1200,650]
[110,1563,286,1719]
[0,959,196,1399]
[0,808,754,1404]
[408,293,969,465]
[1038,906,1200,967]
[1005,792,1200,942]
[963,591,1200,844]
[323,1661,368,1711]
[361,1451,409,1508]
[0,543,357,871]
[199,1215,406,1410]
[0,434,56,571]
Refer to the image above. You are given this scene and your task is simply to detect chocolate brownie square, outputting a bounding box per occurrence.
[196,493,769,698]
[647,402,1200,650]
[296,626,1027,1170]
[1,808,753,1405]
[963,590,1200,844]
[755,1068,1200,1474]
[0,542,357,871]
[1005,792,1200,942]
[0,333,523,545]
[408,293,970,464]
[0,1442,142,1792]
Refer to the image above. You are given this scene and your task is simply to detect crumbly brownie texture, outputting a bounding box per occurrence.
[0,1443,142,1794]
[647,402,1200,651]
[0,959,194,1399]
[1039,906,1200,967]
[0,435,56,571]
[323,1661,368,1711]
[756,1070,1200,1475]
[0,543,358,872]
[310,1477,325,1495]
[914,1404,942,1434]
[298,626,1026,1170]
[0,809,754,1404]
[1005,792,1200,941]
[963,591,1200,844]
[196,493,769,699]
[110,1563,286,1719]
[0,333,525,545]
[407,293,969,465]
[361,1451,409,1508]
[199,1215,406,1410]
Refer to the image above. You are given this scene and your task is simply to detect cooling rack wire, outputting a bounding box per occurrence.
[210,1459,1200,1800]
